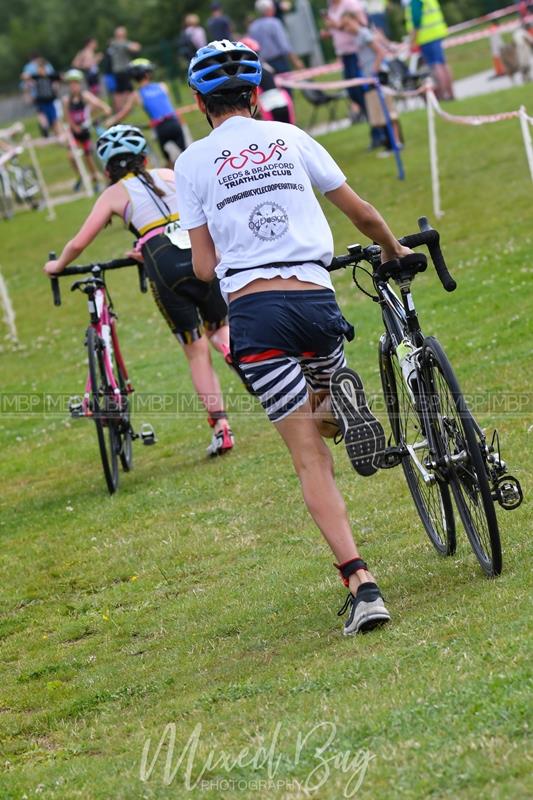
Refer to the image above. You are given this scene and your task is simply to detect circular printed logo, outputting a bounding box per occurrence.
[248,202,289,241]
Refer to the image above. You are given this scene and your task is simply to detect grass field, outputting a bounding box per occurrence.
[1,82,532,800]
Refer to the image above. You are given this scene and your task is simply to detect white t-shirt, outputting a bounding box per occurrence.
[174,116,346,296]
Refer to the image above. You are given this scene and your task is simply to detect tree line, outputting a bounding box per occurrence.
[0,0,513,92]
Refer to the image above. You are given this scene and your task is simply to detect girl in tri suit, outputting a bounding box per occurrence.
[62,69,111,192]
[109,59,187,166]
[43,125,234,457]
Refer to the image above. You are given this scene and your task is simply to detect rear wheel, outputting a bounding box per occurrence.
[421,337,502,576]
[116,344,133,472]
[87,326,119,494]
[380,338,456,556]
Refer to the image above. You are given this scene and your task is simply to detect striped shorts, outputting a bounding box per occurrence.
[229,289,353,423]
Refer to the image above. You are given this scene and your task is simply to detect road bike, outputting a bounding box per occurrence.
[329,218,523,576]
[0,150,40,219]
[49,257,156,494]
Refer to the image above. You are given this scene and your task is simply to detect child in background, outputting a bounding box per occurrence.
[108,59,187,166]
[62,69,111,192]
[341,11,402,154]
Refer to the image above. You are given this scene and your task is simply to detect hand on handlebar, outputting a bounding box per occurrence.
[44,259,63,275]
[124,247,144,264]
[380,243,414,264]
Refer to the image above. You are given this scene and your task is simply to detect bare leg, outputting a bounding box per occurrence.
[84,153,99,181]
[205,324,230,356]
[432,63,455,100]
[275,400,374,594]
[181,334,228,433]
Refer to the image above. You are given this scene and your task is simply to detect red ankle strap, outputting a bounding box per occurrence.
[207,411,228,428]
[334,558,368,587]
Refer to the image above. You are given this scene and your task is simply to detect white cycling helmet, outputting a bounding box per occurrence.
[96,125,147,166]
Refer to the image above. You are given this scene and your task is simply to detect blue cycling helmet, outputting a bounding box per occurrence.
[96,125,147,166]
[188,39,262,96]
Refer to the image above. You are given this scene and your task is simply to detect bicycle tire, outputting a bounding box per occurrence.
[421,337,502,576]
[117,364,133,472]
[87,326,119,494]
[380,340,456,556]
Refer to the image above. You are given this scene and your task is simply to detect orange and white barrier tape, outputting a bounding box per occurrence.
[447,3,525,34]
[425,88,533,218]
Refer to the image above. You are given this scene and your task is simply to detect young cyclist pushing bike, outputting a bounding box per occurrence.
[44,124,234,456]
[175,40,413,634]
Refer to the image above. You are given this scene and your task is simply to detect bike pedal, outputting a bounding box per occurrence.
[140,423,157,446]
[379,446,403,469]
[68,396,84,418]
[493,475,523,511]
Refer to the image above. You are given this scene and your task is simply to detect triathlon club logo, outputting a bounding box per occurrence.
[248,202,289,241]
[214,140,287,175]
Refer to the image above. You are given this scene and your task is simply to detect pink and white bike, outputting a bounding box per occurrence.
[49,256,155,494]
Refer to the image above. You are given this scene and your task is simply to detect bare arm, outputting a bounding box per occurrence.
[83,90,111,116]
[108,91,138,124]
[188,224,218,282]
[43,188,121,274]
[370,38,386,74]
[325,183,412,262]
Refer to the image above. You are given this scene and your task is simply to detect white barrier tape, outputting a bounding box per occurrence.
[276,74,375,91]
[428,90,520,126]
[447,3,524,34]
[445,15,533,49]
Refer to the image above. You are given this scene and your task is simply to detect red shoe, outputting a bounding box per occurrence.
[206,426,235,457]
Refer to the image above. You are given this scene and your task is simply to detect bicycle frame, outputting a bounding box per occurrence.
[81,283,132,417]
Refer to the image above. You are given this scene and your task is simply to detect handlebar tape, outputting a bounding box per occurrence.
[49,252,61,306]
[399,217,456,292]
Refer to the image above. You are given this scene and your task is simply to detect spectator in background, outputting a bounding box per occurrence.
[341,11,402,153]
[404,0,454,100]
[107,26,141,111]
[72,38,103,96]
[184,14,207,51]
[206,2,234,41]
[20,56,62,138]
[363,1,389,34]
[101,42,117,101]
[240,35,296,123]
[321,0,368,120]
[248,0,304,75]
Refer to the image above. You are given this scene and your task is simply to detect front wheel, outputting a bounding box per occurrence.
[421,337,502,576]
[87,326,119,494]
[380,338,456,556]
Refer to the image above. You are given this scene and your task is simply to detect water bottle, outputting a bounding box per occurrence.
[396,339,418,401]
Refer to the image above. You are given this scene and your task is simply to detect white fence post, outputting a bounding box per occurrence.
[519,106,533,183]
[426,90,443,219]
[0,269,18,343]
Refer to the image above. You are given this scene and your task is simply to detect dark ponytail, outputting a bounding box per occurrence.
[106,153,166,198]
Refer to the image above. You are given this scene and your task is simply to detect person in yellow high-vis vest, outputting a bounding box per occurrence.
[405,0,454,100]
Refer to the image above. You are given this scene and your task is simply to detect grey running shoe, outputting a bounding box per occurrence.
[337,582,391,635]
[330,367,385,476]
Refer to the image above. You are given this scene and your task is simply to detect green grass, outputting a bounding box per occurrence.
[1,85,532,800]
